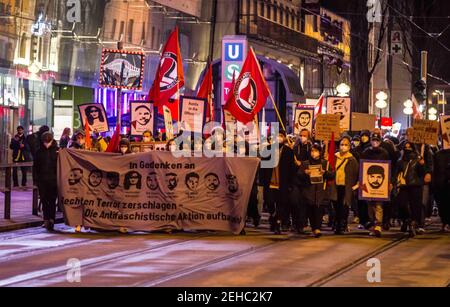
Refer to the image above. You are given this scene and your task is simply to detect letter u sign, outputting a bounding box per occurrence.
[225,43,243,61]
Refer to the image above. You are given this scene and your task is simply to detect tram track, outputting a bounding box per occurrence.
[306,221,437,287]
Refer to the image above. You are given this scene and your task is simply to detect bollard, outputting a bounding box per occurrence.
[4,166,11,219]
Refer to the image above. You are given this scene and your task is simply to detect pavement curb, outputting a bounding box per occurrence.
[0,218,64,233]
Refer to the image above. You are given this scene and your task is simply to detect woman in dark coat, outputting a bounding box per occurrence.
[35,132,59,231]
[298,144,335,238]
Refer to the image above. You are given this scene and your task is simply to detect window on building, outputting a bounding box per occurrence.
[273,4,277,23]
[111,19,117,40]
[128,19,134,43]
[141,22,146,44]
[280,7,283,24]
[20,34,27,59]
[151,26,155,49]
[253,0,258,16]
[313,15,318,32]
[267,3,271,18]
[119,21,125,41]
[260,1,265,17]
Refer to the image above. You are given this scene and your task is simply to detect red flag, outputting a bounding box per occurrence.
[197,63,214,122]
[84,121,91,150]
[314,93,325,121]
[148,27,184,121]
[328,132,336,171]
[105,125,121,153]
[224,48,270,124]
[412,94,424,120]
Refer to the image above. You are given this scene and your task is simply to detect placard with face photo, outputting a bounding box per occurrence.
[359,160,391,202]
[78,103,109,133]
[440,115,450,149]
[130,101,155,137]
[294,106,314,135]
[326,97,351,131]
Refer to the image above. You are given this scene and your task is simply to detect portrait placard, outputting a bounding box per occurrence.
[78,103,109,133]
[130,101,155,137]
[294,106,314,135]
[359,160,391,202]
[440,115,450,150]
[163,106,174,140]
[326,97,351,131]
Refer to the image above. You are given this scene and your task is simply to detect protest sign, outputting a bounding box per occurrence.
[412,119,439,145]
[315,114,341,141]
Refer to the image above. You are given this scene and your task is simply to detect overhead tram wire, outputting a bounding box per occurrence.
[301,6,450,86]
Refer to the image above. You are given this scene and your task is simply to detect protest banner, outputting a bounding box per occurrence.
[351,113,377,132]
[58,149,259,234]
[314,114,341,141]
[78,103,109,133]
[412,119,439,145]
[359,160,391,202]
[180,96,207,134]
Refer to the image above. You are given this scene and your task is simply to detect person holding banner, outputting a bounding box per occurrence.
[361,132,391,237]
[298,144,335,238]
[333,136,359,235]
[69,131,86,150]
[35,132,59,231]
[395,142,426,237]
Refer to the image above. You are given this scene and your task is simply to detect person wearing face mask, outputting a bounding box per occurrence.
[142,130,155,143]
[10,126,31,188]
[361,132,391,237]
[166,139,177,152]
[395,142,426,237]
[298,144,335,238]
[34,132,59,231]
[268,131,295,234]
[333,136,359,235]
[119,138,132,155]
[69,131,86,150]
[291,129,313,233]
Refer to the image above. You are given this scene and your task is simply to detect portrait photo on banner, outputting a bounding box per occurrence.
[163,106,174,140]
[130,101,155,137]
[99,49,145,90]
[440,115,450,149]
[180,96,207,134]
[294,106,315,135]
[359,160,391,202]
[326,97,351,131]
[78,103,109,133]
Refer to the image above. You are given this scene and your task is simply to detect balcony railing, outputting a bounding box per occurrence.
[238,14,318,56]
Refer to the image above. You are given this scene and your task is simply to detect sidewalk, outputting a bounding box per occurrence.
[0,189,63,232]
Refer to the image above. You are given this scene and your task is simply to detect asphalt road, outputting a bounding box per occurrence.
[0,221,448,287]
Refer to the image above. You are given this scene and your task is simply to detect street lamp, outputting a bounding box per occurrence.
[336,83,350,97]
[428,107,438,121]
[403,99,413,127]
[376,91,388,127]
[433,90,446,114]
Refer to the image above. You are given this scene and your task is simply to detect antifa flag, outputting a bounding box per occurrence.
[148,27,185,121]
[224,48,270,124]
[197,63,214,122]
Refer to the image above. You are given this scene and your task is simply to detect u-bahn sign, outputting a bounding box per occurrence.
[221,36,248,106]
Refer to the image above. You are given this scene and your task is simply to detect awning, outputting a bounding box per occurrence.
[257,55,304,102]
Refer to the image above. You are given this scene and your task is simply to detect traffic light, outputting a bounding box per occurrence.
[413,80,427,104]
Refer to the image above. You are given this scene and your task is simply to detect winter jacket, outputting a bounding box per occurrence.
[269,144,295,192]
[298,159,335,206]
[395,152,426,187]
[335,152,359,206]
[34,141,59,184]
[10,134,31,162]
